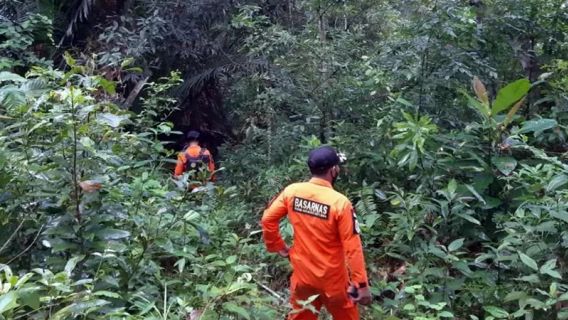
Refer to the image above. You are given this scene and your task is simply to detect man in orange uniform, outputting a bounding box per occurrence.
[174,131,215,181]
[261,146,372,320]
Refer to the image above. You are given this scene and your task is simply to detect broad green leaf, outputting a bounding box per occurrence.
[222,302,250,320]
[559,310,568,320]
[438,311,454,318]
[0,292,19,314]
[96,113,129,128]
[540,259,562,279]
[20,292,40,310]
[121,57,135,68]
[492,78,530,115]
[448,238,464,252]
[558,292,568,301]
[447,179,457,194]
[484,306,509,318]
[96,78,116,95]
[491,156,517,176]
[0,71,25,83]
[64,255,85,276]
[95,229,130,240]
[365,213,380,227]
[93,291,121,299]
[519,252,538,271]
[539,259,557,274]
[504,291,527,302]
[429,245,447,259]
[403,304,415,311]
[550,210,568,223]
[63,52,76,67]
[456,213,481,225]
[465,184,486,205]
[14,273,33,288]
[546,175,568,193]
[453,260,473,276]
[518,274,540,283]
[396,97,414,108]
[517,119,557,135]
[543,268,562,279]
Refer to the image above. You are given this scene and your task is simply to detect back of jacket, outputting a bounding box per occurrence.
[174,145,215,178]
[261,178,368,291]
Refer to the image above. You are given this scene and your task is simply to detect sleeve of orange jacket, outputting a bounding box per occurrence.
[205,149,216,181]
[337,201,369,287]
[261,190,288,252]
[174,153,185,177]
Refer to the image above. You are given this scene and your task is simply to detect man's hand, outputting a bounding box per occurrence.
[278,245,290,258]
[348,285,372,306]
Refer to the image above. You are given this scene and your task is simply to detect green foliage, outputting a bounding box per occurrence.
[0,13,53,71]
[3,1,568,319]
[0,59,278,319]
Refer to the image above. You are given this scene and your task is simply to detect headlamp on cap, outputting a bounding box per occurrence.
[337,152,347,164]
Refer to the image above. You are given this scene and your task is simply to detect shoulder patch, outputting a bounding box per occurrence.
[293,197,330,219]
[352,209,361,234]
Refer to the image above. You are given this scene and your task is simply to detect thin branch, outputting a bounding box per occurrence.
[122,75,151,109]
[5,224,45,265]
[254,280,286,303]
[0,218,26,254]
[70,87,81,223]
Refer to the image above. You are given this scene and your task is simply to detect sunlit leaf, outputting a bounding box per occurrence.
[484,306,509,318]
[517,118,557,135]
[0,71,26,83]
[546,175,568,193]
[492,78,530,115]
[448,238,464,252]
[95,229,130,240]
[0,292,19,314]
[491,156,517,176]
[96,113,129,128]
[64,255,85,276]
[519,252,538,271]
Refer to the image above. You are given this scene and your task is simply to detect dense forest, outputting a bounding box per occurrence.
[1,0,568,319]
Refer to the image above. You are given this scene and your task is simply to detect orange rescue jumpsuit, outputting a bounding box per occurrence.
[261,177,369,320]
[174,145,216,180]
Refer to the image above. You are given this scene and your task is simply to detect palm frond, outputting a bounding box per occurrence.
[173,58,268,105]
[59,0,96,46]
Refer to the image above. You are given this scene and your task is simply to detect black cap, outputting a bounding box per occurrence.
[186,130,200,139]
[307,146,341,171]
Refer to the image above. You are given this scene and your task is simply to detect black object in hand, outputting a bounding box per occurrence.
[348,287,359,298]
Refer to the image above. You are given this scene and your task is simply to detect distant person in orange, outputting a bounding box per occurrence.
[261,146,371,320]
[174,130,215,182]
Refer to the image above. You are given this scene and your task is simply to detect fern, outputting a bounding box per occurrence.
[355,183,378,217]
[0,86,25,109]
